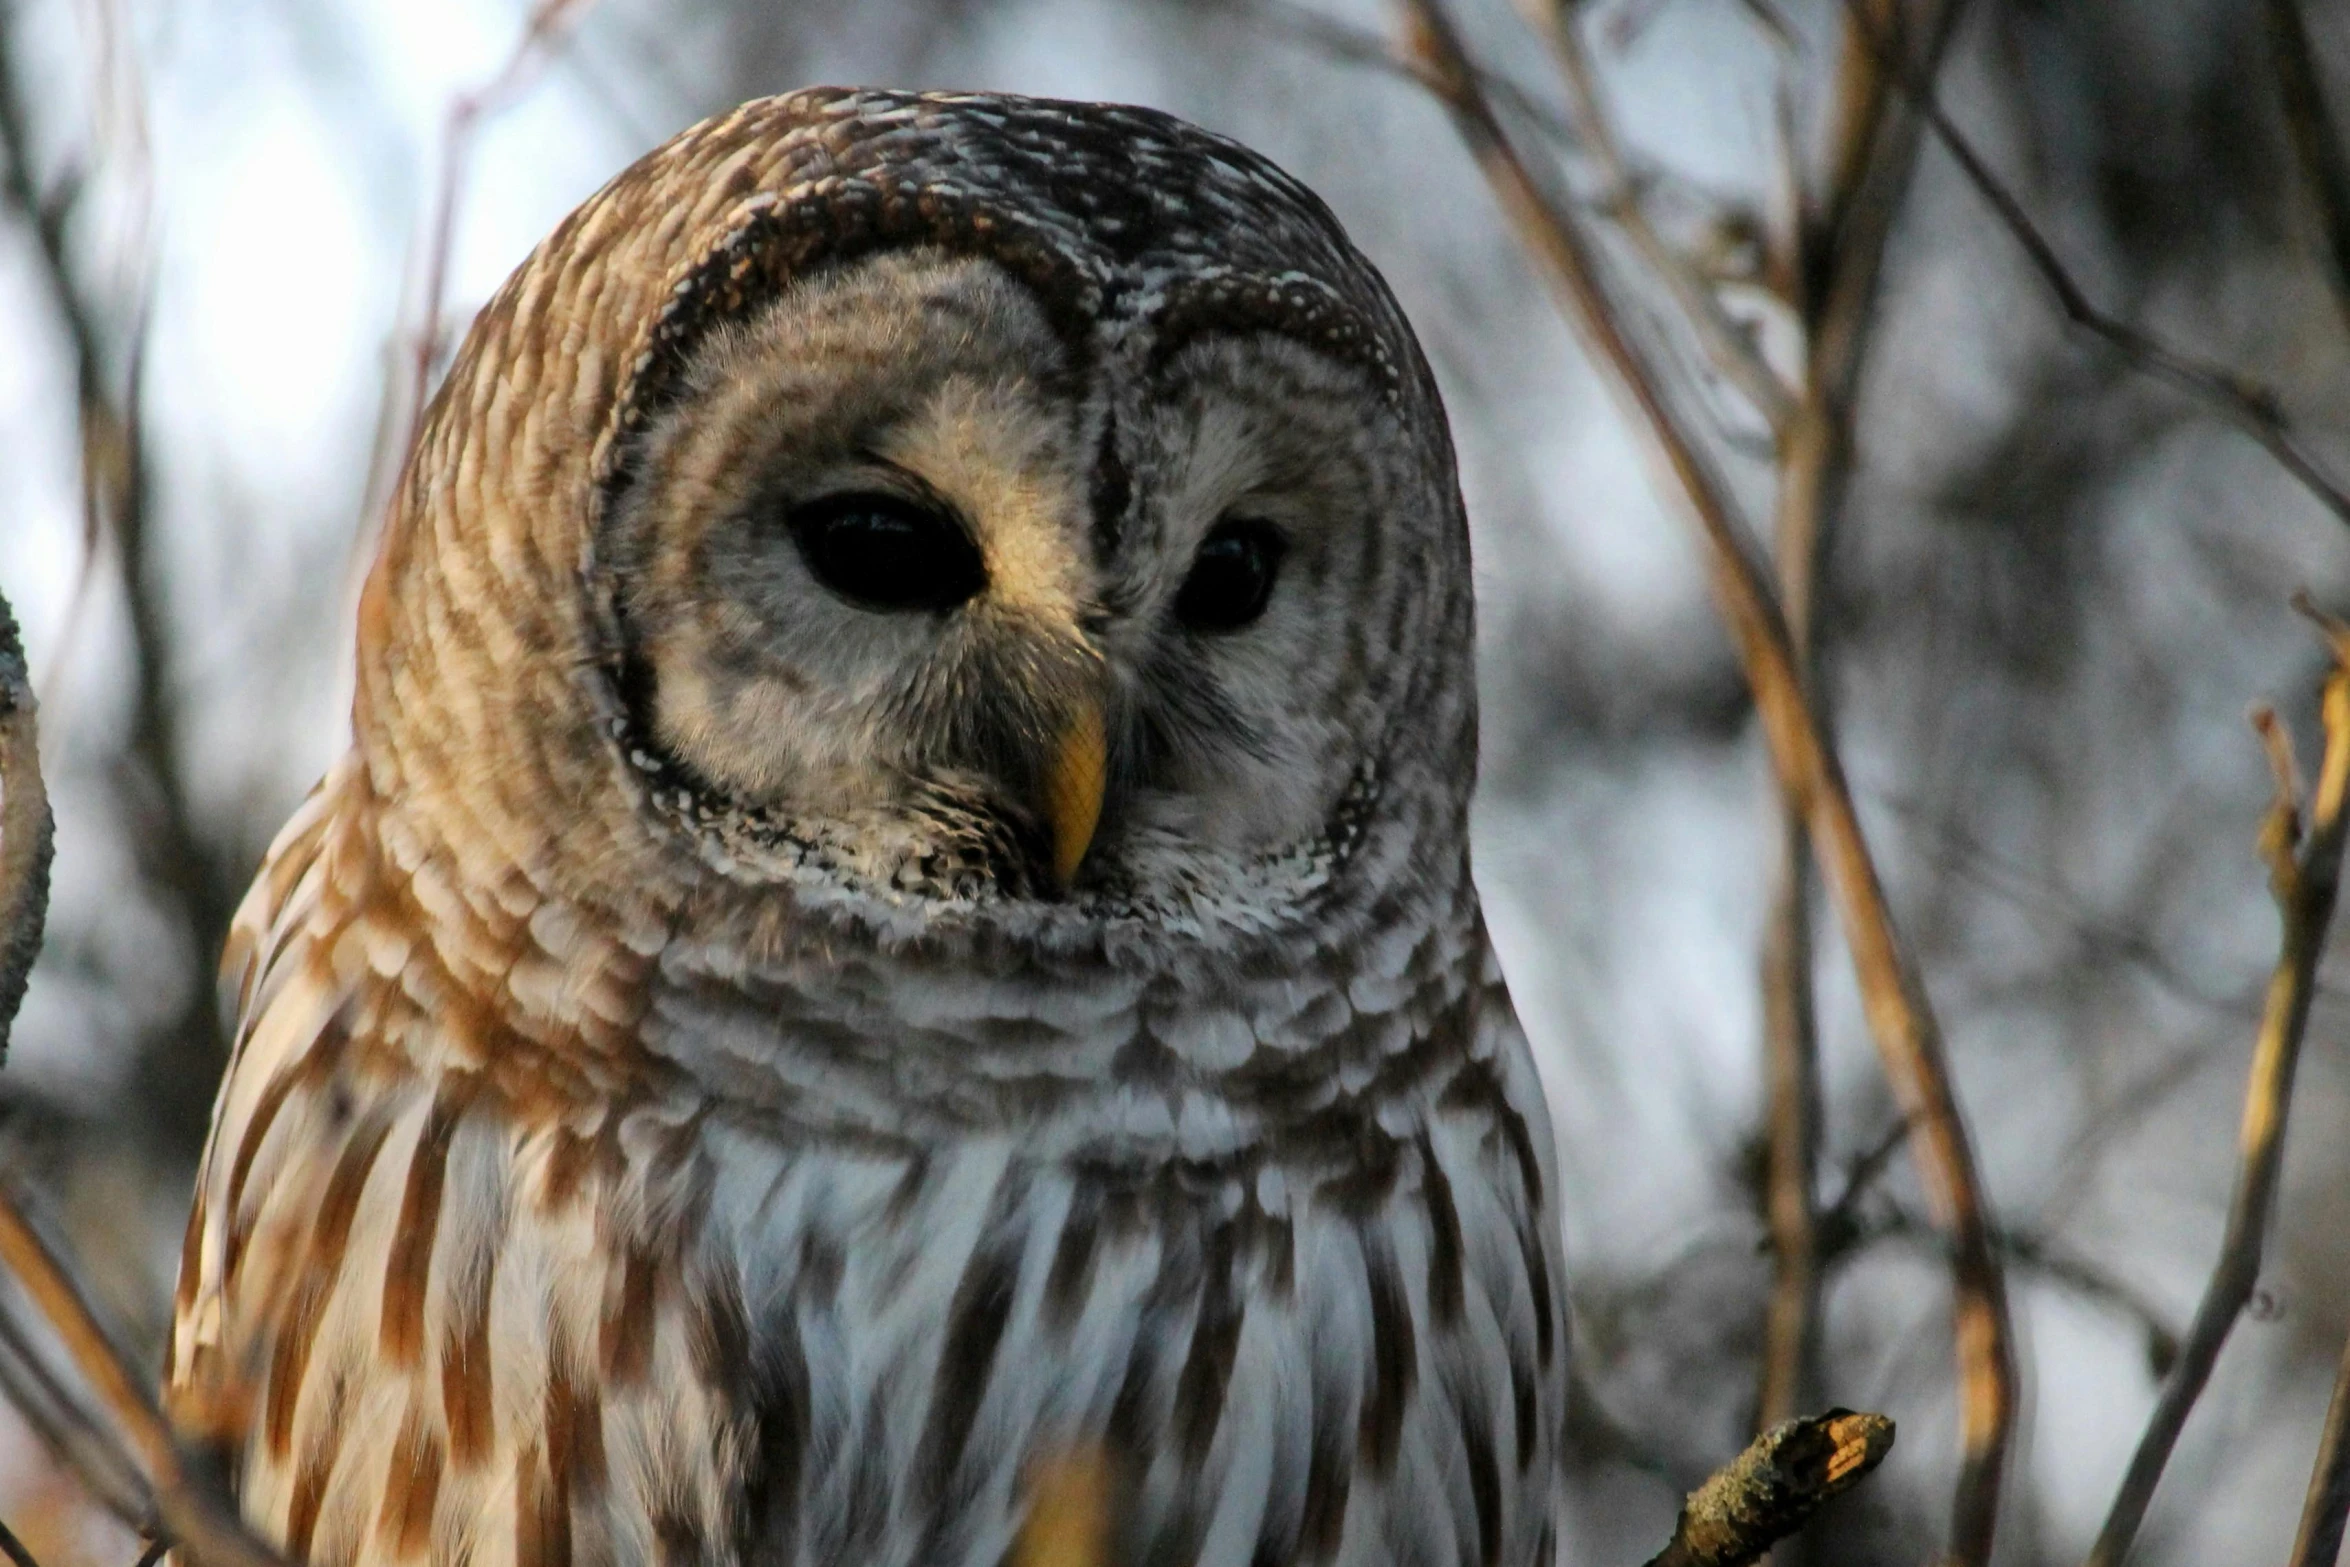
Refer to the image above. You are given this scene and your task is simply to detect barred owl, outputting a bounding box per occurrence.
[167,89,1567,1567]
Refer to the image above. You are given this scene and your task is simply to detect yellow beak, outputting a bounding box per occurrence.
[1044,700,1108,888]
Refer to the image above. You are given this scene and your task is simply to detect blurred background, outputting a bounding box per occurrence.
[5,0,2350,1561]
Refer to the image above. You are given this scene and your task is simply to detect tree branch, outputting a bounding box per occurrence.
[2291,1302,2350,1566]
[0,1183,283,1567]
[1751,0,1970,1448]
[1391,5,2016,1559]
[1519,1,1797,438]
[1841,0,2350,530]
[355,0,599,568]
[2266,0,2350,343]
[1641,1410,1895,1567]
[2084,597,2350,1567]
[0,0,233,1153]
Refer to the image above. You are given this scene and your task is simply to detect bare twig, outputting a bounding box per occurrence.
[2084,599,2350,1567]
[2291,1323,2350,1567]
[1838,1205,2182,1380]
[1642,1410,1896,1567]
[0,1186,283,1567]
[0,0,231,1153]
[354,0,602,552]
[1519,1,1797,436]
[1394,6,2016,1559]
[1751,0,1969,1445]
[1754,840,1821,1434]
[2267,0,2350,341]
[1224,0,1579,146]
[0,1517,37,1567]
[1840,0,2350,530]
[0,1290,152,1528]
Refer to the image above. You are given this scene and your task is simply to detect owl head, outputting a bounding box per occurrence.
[357,90,1477,947]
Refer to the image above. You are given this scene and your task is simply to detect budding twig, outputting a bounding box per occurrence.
[2085,596,2350,1567]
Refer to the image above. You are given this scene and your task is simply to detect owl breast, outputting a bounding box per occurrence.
[169,775,1565,1567]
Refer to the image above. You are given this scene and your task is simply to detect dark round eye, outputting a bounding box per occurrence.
[1174,518,1286,632]
[787,492,985,612]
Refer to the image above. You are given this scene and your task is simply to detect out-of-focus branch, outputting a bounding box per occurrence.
[0,1285,152,1528]
[1392,6,2015,1559]
[0,591,52,1065]
[0,0,233,1152]
[1840,0,2350,530]
[1748,0,1969,1447]
[0,590,164,1548]
[1519,1,1796,437]
[1640,1410,1895,1567]
[2084,597,2350,1567]
[2291,1309,2350,1566]
[356,0,602,550]
[0,1185,283,1567]
[1224,0,1579,147]
[2267,0,2350,341]
[1833,1205,2182,1380]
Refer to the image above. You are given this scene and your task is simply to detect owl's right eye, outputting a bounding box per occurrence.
[788,493,987,613]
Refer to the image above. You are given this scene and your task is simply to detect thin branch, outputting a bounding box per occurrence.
[2267,0,2350,342]
[2292,1322,2350,1567]
[0,655,266,1564]
[1751,0,1970,1446]
[355,0,599,566]
[0,1291,153,1527]
[1519,1,1797,436]
[2084,599,2350,1567]
[0,0,230,1152]
[1393,7,2016,1560]
[1841,0,2350,529]
[1641,1410,1896,1567]
[1841,1206,2182,1380]
[0,1518,37,1567]
[1224,0,1579,147]
[0,1184,283,1567]
[1754,841,1821,1433]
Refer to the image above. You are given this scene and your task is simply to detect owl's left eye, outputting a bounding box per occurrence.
[1175,518,1287,633]
[788,492,987,613]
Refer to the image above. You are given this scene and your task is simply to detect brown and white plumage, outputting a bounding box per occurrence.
[167,89,1568,1567]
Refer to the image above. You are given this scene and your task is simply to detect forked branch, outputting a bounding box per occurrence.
[2086,598,2350,1566]
[1391,4,2015,1558]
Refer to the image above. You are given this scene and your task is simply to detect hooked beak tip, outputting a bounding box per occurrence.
[1044,700,1108,890]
